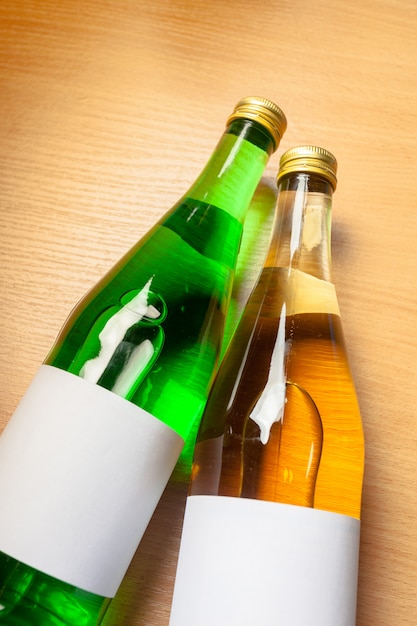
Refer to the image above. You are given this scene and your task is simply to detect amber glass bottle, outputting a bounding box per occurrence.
[169,146,365,626]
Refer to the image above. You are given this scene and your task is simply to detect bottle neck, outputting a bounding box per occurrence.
[265,173,334,281]
[185,119,275,222]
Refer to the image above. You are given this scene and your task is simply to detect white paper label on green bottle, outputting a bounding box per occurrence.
[169,495,361,626]
[0,365,184,598]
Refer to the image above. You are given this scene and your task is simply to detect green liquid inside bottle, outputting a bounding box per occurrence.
[0,556,109,625]
[0,103,285,625]
[48,196,243,440]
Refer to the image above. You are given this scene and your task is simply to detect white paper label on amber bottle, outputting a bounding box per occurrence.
[169,495,360,626]
[0,365,184,598]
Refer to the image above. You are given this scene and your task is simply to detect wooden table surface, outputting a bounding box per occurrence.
[1,1,417,624]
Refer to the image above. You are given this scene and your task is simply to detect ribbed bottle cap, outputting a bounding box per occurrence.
[227,96,287,151]
[277,145,338,189]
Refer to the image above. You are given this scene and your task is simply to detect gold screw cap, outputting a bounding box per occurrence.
[277,145,338,189]
[227,96,287,151]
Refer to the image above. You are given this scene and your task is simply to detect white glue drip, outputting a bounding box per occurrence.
[249,302,288,444]
[80,277,159,384]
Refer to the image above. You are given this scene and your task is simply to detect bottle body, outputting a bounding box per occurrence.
[48,193,244,437]
[190,265,363,517]
[0,99,286,625]
[169,152,365,625]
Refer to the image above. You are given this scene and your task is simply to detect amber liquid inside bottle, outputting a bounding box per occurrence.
[190,183,364,520]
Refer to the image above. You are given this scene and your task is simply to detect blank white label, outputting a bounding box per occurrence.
[169,495,360,626]
[0,365,184,598]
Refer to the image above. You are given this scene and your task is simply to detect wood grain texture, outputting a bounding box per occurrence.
[1,0,417,623]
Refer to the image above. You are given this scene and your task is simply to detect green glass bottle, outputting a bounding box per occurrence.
[0,97,287,625]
